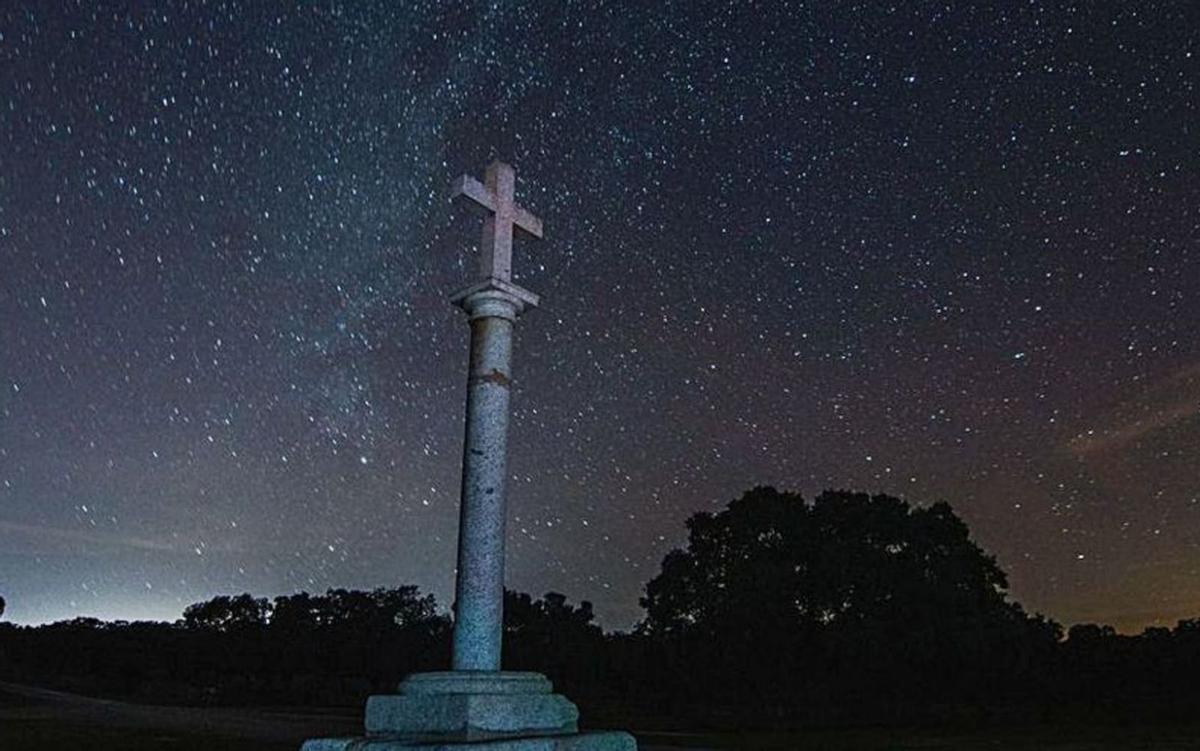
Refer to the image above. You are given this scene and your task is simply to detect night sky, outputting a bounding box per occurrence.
[2,2,1198,633]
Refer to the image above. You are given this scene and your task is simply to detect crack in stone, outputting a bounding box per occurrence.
[472,368,512,388]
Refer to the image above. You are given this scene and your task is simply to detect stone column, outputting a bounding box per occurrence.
[300,160,637,749]
[451,288,520,672]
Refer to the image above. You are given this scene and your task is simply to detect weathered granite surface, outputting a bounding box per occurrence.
[366,672,576,739]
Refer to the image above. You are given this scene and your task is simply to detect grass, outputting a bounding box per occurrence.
[0,720,297,751]
[6,719,1200,751]
[638,723,1200,750]
[4,682,1200,750]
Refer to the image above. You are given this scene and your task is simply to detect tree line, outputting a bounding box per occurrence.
[2,487,1199,729]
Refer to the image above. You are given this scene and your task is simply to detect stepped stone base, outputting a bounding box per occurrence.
[300,671,635,751]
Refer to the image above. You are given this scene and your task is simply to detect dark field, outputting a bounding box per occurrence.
[3,683,1200,750]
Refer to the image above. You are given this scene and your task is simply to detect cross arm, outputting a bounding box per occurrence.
[450,174,495,212]
[514,207,543,239]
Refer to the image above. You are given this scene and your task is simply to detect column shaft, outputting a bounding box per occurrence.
[452,306,515,671]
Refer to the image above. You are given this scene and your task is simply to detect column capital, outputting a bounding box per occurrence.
[450,276,540,320]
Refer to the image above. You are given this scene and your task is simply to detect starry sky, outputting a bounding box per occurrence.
[1,2,1198,633]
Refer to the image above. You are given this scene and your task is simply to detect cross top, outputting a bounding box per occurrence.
[451,160,543,283]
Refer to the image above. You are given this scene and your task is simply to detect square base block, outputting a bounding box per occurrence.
[365,691,578,738]
[300,672,636,750]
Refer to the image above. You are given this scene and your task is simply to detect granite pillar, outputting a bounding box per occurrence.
[299,161,636,751]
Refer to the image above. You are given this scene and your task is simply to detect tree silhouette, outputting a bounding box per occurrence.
[639,487,1059,721]
[503,591,608,701]
[182,594,270,631]
[642,487,1017,635]
[0,595,5,619]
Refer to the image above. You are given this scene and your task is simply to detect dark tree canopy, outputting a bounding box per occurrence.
[641,487,1016,637]
[0,595,5,619]
[271,586,439,632]
[638,487,1059,715]
[182,594,270,632]
[505,590,600,639]
[179,587,442,634]
[502,590,608,698]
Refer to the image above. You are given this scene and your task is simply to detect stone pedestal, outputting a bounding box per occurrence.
[300,671,635,751]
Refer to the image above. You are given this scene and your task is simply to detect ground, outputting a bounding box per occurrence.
[3,682,1199,750]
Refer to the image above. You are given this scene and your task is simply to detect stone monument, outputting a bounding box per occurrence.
[301,161,636,750]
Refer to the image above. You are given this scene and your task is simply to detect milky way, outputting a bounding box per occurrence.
[1,2,1198,632]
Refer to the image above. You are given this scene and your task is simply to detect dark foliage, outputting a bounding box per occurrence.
[636,487,1061,725]
[0,586,448,706]
[1,487,1197,731]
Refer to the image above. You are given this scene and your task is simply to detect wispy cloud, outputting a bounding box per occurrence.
[0,520,183,554]
[1070,400,1199,456]
[1069,363,1200,456]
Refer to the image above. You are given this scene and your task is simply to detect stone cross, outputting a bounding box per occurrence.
[300,160,636,750]
[451,160,543,283]
[447,160,541,672]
